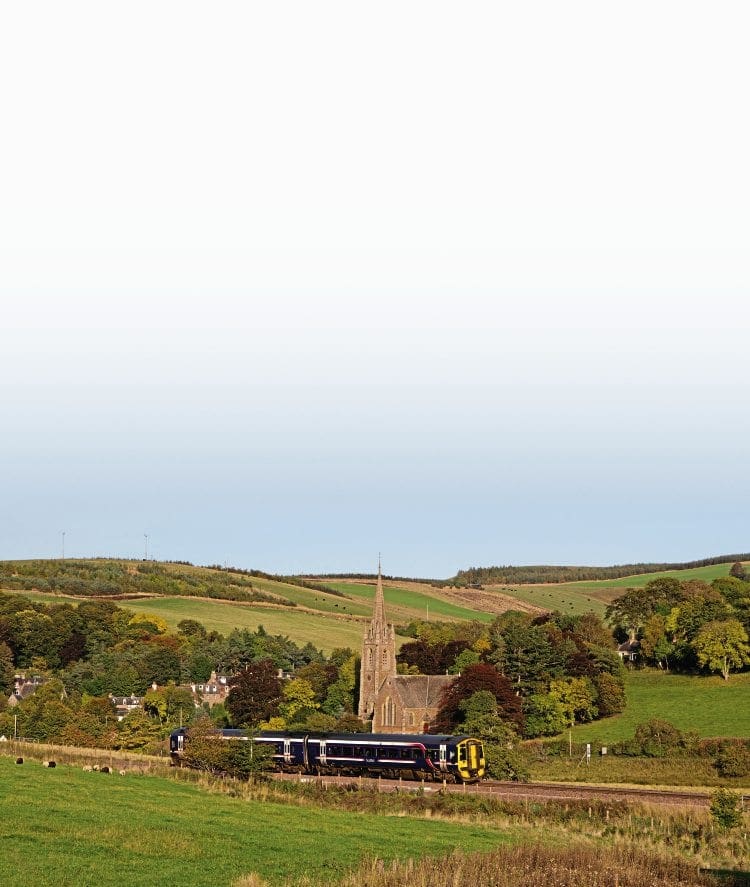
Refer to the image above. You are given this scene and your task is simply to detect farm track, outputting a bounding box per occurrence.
[273,772,712,807]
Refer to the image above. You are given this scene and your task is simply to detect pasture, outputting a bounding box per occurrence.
[487,584,608,616]
[492,561,747,617]
[0,758,513,887]
[326,580,493,623]
[569,671,750,744]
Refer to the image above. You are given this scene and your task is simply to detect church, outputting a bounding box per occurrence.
[358,564,453,733]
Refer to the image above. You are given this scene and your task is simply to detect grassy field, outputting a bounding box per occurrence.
[0,758,514,887]
[492,561,748,617]
[326,581,494,623]
[121,597,371,654]
[568,670,750,744]
[488,584,608,616]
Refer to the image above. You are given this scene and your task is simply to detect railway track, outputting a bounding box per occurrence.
[273,772,712,807]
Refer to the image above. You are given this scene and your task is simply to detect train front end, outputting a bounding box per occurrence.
[455,737,485,782]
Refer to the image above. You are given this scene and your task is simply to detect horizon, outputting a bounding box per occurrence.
[1,551,748,583]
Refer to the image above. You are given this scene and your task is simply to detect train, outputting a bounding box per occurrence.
[169,727,486,783]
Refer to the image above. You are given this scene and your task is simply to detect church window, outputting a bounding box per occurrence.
[382,696,395,726]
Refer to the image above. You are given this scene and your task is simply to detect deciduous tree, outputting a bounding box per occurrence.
[693,619,750,680]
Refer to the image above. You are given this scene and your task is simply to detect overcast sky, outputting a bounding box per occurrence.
[1,2,748,577]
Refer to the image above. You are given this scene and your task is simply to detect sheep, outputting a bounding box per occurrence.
[42,760,57,768]
[15,757,23,765]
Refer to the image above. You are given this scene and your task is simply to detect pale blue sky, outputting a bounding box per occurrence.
[1,3,749,576]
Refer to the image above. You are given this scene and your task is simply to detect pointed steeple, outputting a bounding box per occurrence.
[358,556,397,722]
[374,554,386,625]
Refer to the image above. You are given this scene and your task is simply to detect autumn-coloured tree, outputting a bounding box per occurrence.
[227,659,282,727]
[730,562,747,581]
[432,663,523,733]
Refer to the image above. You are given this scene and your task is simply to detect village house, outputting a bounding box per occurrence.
[109,695,144,721]
[7,674,45,708]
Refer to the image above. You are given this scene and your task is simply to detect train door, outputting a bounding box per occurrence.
[319,740,327,767]
[283,739,292,765]
[439,743,448,773]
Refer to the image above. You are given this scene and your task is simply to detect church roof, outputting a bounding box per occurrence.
[391,674,454,709]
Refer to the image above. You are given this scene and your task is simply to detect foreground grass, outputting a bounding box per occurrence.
[0,759,512,887]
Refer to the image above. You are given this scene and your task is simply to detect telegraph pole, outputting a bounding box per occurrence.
[61,531,65,560]
[144,534,149,560]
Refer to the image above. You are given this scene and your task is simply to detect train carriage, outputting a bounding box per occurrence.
[170,728,485,783]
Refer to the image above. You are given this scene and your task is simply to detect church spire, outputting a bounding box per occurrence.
[358,556,396,722]
[374,554,385,625]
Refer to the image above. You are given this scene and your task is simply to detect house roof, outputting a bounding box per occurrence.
[617,640,640,653]
[390,674,454,709]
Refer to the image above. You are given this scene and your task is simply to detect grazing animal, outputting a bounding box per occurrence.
[43,760,57,768]
[15,757,23,765]
[100,766,110,774]
[83,765,93,772]
[118,770,127,776]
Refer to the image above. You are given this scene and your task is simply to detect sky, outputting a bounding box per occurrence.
[1,2,749,577]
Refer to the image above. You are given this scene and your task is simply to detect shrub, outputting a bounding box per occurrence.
[710,788,744,830]
[715,742,750,777]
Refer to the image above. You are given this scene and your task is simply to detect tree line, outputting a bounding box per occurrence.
[448,554,750,586]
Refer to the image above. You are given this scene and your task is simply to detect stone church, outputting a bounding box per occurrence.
[358,565,453,734]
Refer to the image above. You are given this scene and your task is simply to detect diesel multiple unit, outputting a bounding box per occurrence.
[170,728,485,783]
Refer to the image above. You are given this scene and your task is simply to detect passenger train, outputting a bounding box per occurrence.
[170,727,486,783]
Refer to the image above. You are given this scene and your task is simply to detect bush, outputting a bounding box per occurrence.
[710,788,744,830]
[483,740,530,782]
[715,742,750,777]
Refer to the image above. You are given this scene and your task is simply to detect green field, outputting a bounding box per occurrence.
[564,561,747,595]
[119,597,371,654]
[569,670,750,744]
[495,561,748,617]
[0,759,513,887]
[491,585,608,617]
[327,581,494,623]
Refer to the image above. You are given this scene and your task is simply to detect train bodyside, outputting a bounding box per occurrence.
[170,728,485,783]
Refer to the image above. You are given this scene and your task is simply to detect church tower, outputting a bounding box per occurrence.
[358,560,396,722]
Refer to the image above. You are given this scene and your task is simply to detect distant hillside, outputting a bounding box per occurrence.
[450,553,750,586]
[0,558,293,604]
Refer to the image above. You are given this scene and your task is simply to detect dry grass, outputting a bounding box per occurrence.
[2,740,170,774]
[235,844,746,887]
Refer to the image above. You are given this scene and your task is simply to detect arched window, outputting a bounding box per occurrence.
[382,696,396,726]
[368,648,374,666]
